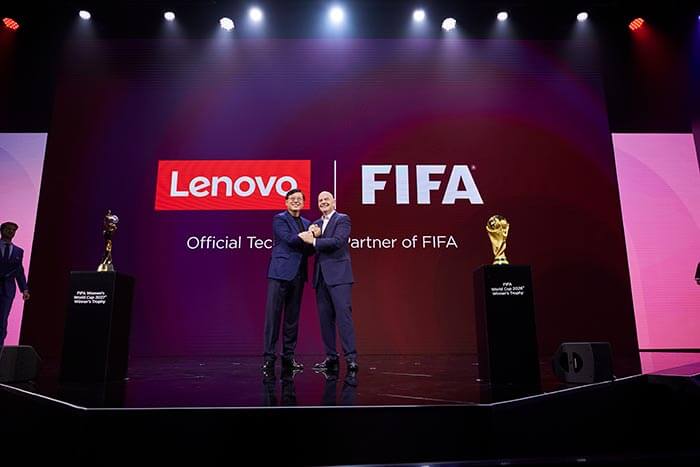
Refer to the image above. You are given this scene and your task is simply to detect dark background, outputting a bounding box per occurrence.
[17,37,632,360]
[2,1,699,133]
[2,1,700,370]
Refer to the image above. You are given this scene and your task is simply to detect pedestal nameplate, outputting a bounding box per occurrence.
[60,271,134,383]
[473,265,540,385]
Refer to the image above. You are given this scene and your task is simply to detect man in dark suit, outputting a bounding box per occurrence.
[262,189,313,373]
[299,191,358,372]
[0,222,30,351]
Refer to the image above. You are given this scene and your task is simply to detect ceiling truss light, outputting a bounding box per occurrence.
[329,6,345,24]
[442,17,456,31]
[628,17,645,31]
[413,9,426,23]
[249,7,264,23]
[2,17,19,30]
[220,17,235,31]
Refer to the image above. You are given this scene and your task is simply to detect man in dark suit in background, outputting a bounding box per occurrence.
[299,191,358,373]
[0,222,30,352]
[262,189,312,373]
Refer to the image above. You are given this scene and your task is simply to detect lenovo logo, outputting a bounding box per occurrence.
[155,160,311,210]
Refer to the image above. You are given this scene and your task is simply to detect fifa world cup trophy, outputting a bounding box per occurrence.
[486,215,509,265]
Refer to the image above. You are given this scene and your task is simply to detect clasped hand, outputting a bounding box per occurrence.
[298,224,320,244]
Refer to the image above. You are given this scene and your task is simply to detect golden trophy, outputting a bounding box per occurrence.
[97,210,119,272]
[486,215,509,265]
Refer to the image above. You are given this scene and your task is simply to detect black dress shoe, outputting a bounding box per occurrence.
[261,360,275,372]
[346,360,359,372]
[281,366,302,379]
[281,357,304,370]
[313,357,339,371]
[262,368,276,382]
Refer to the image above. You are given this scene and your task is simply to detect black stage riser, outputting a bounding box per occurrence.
[2,374,698,464]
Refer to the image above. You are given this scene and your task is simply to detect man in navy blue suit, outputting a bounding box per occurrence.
[262,189,313,372]
[299,191,358,373]
[0,222,30,352]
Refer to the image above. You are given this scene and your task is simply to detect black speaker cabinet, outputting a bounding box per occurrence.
[552,342,614,384]
[0,345,41,383]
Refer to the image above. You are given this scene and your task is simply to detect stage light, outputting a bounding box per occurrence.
[164,11,175,21]
[220,17,235,31]
[497,11,508,22]
[78,10,91,20]
[577,12,589,22]
[629,18,644,31]
[413,9,426,23]
[329,6,345,24]
[441,17,456,31]
[2,17,20,30]
[249,7,264,23]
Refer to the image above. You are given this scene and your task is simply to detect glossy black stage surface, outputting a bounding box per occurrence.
[9,354,595,408]
[1,354,699,466]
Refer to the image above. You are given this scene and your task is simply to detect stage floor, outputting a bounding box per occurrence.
[7,354,643,408]
[2,355,698,465]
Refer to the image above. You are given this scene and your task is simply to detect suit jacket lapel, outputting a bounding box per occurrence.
[284,211,299,232]
[323,213,339,237]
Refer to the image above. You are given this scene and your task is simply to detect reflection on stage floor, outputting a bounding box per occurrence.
[5,353,643,409]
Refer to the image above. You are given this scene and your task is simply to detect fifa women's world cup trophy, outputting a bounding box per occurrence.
[97,210,119,272]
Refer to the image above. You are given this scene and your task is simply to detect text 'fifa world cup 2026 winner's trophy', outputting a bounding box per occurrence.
[97,210,119,272]
[486,215,509,265]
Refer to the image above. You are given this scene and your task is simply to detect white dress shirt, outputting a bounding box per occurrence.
[321,210,336,235]
[313,210,336,246]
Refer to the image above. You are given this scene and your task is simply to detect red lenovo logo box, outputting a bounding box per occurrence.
[155,160,311,210]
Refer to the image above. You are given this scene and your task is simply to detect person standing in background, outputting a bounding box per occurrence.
[0,222,30,352]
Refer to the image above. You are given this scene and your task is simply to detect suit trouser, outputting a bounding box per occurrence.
[316,272,357,361]
[0,294,13,349]
[263,273,304,361]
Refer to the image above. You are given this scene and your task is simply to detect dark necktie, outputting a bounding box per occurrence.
[2,244,9,261]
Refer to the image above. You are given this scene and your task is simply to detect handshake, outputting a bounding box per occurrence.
[298,224,321,244]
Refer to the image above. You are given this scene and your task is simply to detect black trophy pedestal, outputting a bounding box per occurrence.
[60,271,134,383]
[473,265,540,385]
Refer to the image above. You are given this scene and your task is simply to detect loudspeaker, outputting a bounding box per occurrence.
[0,345,41,383]
[551,342,613,384]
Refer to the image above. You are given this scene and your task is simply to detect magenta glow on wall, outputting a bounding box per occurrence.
[612,133,700,351]
[0,133,47,345]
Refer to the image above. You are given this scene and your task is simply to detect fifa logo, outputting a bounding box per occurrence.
[362,165,484,205]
